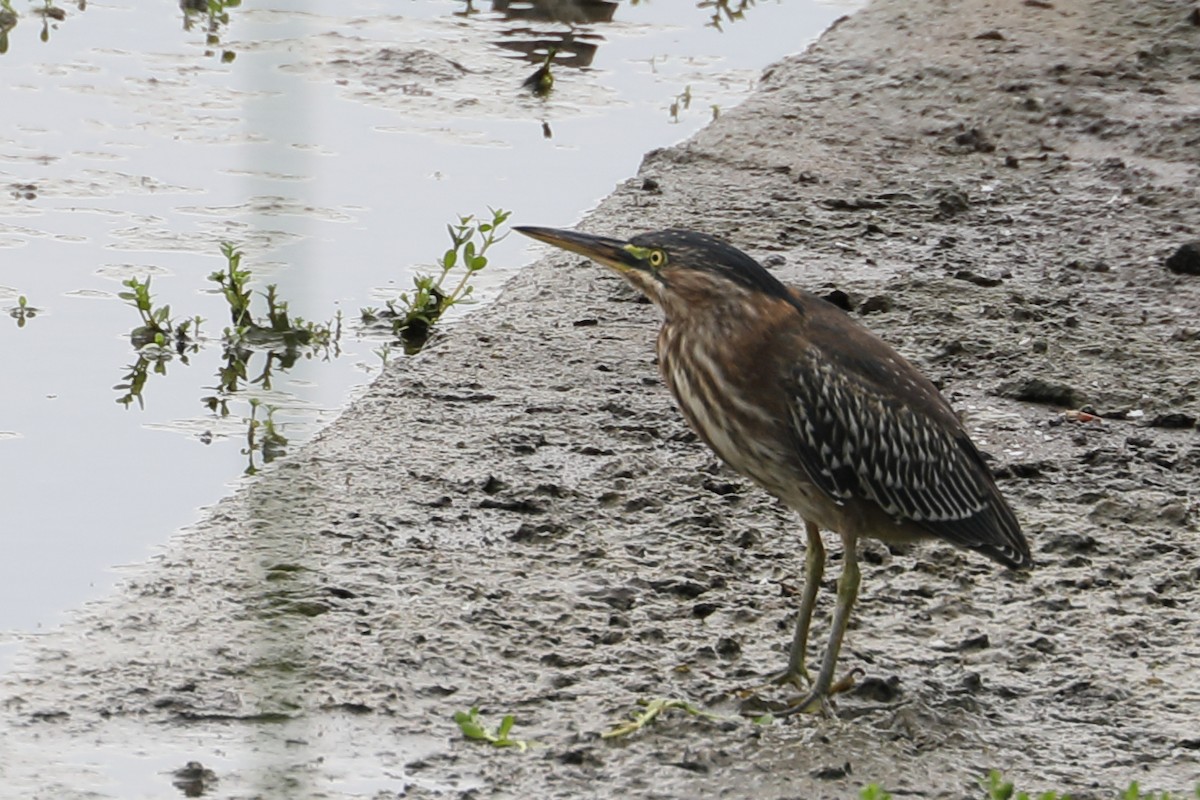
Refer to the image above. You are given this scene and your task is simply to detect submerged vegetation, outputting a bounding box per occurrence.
[110,210,506,468]
[115,243,345,472]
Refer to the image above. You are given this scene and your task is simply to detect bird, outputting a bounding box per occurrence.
[516,225,1033,715]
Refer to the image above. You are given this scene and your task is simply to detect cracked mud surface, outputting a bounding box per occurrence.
[2,0,1198,797]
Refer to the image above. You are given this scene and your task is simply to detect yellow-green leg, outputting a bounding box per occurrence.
[779,534,861,716]
[778,521,826,689]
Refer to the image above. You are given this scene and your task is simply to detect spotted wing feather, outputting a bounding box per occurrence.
[788,348,1031,569]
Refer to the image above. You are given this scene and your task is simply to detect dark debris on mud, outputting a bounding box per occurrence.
[2,0,1199,798]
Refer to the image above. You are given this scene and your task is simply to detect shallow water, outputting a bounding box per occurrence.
[0,0,853,647]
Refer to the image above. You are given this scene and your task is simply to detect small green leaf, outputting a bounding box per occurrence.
[497,714,515,740]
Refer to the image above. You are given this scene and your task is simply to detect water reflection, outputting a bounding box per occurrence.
[700,0,757,30]
[179,0,239,60]
[492,0,617,26]
[0,0,75,52]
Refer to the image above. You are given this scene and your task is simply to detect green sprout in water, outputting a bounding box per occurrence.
[119,276,202,348]
[701,0,755,31]
[118,243,337,412]
[362,208,510,354]
[452,707,534,752]
[208,243,339,351]
[181,0,241,57]
[242,397,287,475]
[523,47,556,96]
[668,85,692,123]
[9,294,38,328]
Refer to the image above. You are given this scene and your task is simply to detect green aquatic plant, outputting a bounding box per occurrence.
[523,47,556,96]
[668,85,692,123]
[118,243,337,413]
[208,243,339,351]
[8,294,37,328]
[181,0,240,57]
[452,707,534,752]
[242,397,287,475]
[362,208,510,353]
[701,0,755,31]
[119,276,203,348]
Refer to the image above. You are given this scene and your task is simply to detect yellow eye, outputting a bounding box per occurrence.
[648,249,667,268]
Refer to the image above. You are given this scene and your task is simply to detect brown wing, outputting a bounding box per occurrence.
[785,295,1032,569]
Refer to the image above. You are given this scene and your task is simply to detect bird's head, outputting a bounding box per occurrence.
[516,226,792,317]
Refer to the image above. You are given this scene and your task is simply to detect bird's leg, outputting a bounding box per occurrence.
[778,535,860,716]
[739,521,825,699]
[775,521,825,690]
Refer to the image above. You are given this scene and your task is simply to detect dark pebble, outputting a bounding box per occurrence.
[959,633,991,651]
[997,376,1082,407]
[649,578,708,598]
[822,289,857,311]
[954,269,1004,287]
[859,295,893,314]
[1149,412,1196,429]
[852,675,902,702]
[1165,241,1200,275]
[811,762,852,780]
[715,636,741,657]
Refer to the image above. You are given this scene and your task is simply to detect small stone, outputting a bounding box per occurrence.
[1165,241,1200,275]
[852,675,902,702]
[954,269,1004,287]
[641,177,660,192]
[974,29,1006,40]
[1149,412,1196,429]
[997,377,1082,407]
[959,632,990,651]
[822,289,856,311]
[859,294,893,314]
[811,762,852,780]
[715,636,741,657]
[953,128,995,153]
[930,185,971,215]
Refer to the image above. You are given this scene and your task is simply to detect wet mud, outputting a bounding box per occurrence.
[2,0,1199,797]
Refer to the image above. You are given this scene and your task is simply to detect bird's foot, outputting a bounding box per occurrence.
[736,666,811,699]
[734,667,812,717]
[774,668,863,718]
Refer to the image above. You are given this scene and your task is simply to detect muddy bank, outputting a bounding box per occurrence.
[2,0,1199,797]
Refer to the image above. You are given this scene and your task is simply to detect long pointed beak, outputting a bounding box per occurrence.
[515,226,642,274]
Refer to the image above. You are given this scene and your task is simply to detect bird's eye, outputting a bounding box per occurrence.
[648,249,667,268]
